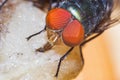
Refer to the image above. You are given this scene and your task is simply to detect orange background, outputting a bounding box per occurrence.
[75,24,120,80]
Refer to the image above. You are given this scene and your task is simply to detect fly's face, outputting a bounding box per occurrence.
[46,8,84,47]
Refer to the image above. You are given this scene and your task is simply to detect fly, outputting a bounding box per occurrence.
[1,0,120,77]
[27,0,120,77]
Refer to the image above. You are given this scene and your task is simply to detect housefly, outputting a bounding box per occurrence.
[1,0,120,77]
[26,0,120,77]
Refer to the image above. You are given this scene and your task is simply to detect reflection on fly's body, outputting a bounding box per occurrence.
[1,0,120,77]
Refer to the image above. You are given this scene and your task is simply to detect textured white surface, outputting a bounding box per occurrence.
[0,2,58,80]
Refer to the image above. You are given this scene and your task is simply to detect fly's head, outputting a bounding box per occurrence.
[37,8,85,52]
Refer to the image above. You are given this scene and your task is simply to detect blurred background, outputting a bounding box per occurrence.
[75,24,120,80]
[32,0,120,80]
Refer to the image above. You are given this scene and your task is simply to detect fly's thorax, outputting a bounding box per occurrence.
[59,0,114,36]
[66,5,82,22]
[59,1,82,22]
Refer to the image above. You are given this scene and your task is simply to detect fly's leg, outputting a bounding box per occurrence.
[26,0,60,40]
[26,0,61,40]
[48,0,53,10]
[78,18,118,70]
[0,0,8,10]
[54,31,104,77]
[48,0,60,10]
[55,30,104,77]
[78,31,104,71]
[79,45,84,70]
[26,27,46,40]
[97,19,120,31]
[56,0,60,7]
[81,31,104,46]
[55,47,74,77]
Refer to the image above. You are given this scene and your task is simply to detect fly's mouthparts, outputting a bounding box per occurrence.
[36,28,61,52]
[36,33,60,52]
[36,42,53,52]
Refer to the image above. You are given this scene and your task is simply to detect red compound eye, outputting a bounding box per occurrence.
[46,8,72,30]
[62,20,84,47]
